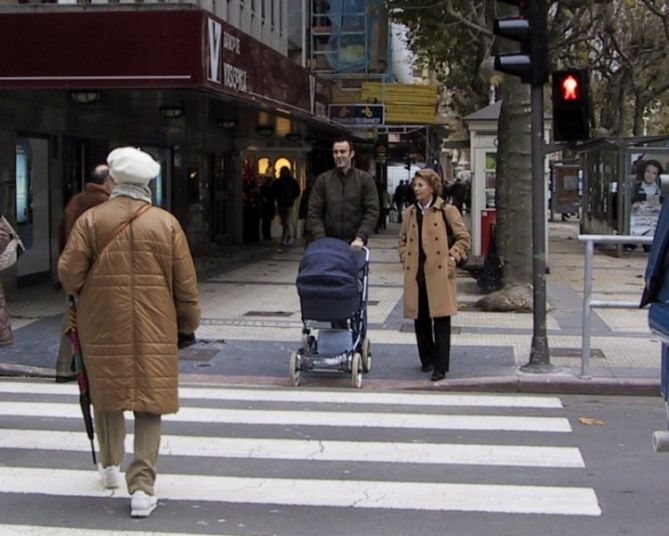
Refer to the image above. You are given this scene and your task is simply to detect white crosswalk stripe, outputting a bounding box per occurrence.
[0,379,601,533]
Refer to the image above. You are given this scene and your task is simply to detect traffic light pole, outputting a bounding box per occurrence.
[523,82,552,371]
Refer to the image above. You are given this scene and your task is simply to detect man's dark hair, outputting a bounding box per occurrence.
[333,137,354,152]
[87,165,109,185]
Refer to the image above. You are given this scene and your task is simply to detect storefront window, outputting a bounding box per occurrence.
[15,140,31,225]
[274,157,292,177]
[140,146,170,209]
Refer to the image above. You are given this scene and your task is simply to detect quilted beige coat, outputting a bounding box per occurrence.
[58,197,200,414]
[398,198,470,319]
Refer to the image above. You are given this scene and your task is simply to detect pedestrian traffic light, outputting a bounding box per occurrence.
[493,0,548,85]
[552,69,590,142]
[404,156,411,170]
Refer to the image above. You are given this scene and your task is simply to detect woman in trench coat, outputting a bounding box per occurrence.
[398,169,470,381]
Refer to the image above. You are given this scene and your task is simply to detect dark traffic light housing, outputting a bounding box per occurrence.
[552,69,590,142]
[493,0,548,85]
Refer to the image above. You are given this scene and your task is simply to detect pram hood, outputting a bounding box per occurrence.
[297,238,360,300]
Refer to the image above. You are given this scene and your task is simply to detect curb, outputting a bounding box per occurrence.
[1,365,660,397]
[0,363,55,379]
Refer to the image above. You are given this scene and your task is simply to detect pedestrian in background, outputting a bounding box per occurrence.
[55,164,113,382]
[0,211,14,346]
[58,147,200,518]
[298,173,316,246]
[272,166,300,247]
[260,174,275,241]
[398,169,470,381]
[308,137,379,251]
[393,180,405,223]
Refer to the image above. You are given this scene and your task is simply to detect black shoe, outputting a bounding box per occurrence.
[430,370,446,382]
[421,364,433,373]
[55,374,77,383]
[178,332,196,349]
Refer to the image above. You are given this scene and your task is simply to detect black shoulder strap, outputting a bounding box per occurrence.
[441,206,455,246]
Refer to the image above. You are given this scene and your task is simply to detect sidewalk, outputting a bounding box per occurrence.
[0,219,661,395]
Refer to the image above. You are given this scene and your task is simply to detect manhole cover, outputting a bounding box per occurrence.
[552,347,606,359]
[179,348,218,362]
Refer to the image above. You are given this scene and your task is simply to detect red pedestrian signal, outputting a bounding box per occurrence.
[552,69,589,142]
[560,75,579,101]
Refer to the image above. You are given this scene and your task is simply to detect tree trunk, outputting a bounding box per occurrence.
[477,77,534,312]
[497,79,533,286]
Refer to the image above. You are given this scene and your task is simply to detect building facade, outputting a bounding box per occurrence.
[0,1,344,286]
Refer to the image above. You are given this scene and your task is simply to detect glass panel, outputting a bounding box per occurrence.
[15,140,31,225]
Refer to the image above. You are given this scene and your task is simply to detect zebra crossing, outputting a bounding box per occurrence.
[0,379,601,534]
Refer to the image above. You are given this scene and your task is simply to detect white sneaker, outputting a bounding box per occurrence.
[97,464,122,489]
[130,490,158,518]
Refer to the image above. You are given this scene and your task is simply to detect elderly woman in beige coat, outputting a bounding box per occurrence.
[398,169,470,381]
[59,147,200,518]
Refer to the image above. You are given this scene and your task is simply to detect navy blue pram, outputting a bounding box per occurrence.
[290,238,371,387]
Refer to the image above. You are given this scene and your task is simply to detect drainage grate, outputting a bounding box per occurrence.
[367,300,379,306]
[243,311,294,317]
[552,347,606,359]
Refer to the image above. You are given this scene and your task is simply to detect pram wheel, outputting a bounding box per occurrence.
[352,353,363,388]
[361,337,371,373]
[289,351,301,387]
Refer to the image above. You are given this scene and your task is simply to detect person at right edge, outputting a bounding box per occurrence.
[58,147,200,518]
[398,169,470,381]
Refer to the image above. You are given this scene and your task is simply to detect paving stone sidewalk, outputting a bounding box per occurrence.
[0,219,661,395]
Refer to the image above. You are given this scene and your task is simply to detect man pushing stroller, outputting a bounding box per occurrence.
[307,137,379,252]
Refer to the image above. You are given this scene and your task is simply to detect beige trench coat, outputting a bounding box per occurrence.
[58,197,201,414]
[398,198,470,319]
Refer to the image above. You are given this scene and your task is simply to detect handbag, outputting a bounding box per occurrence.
[0,216,26,271]
[441,206,468,268]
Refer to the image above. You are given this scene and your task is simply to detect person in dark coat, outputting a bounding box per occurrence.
[260,175,275,240]
[55,164,113,382]
[298,174,316,245]
[393,181,405,223]
[271,166,300,247]
[307,138,379,251]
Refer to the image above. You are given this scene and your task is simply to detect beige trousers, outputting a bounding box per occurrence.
[94,409,162,495]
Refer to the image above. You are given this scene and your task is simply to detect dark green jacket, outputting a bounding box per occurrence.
[307,167,379,243]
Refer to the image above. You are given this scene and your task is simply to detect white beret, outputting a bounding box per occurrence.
[107,147,160,186]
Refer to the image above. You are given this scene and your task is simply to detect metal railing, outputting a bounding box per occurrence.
[579,234,653,378]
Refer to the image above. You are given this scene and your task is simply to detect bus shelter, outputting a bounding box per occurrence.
[579,136,669,243]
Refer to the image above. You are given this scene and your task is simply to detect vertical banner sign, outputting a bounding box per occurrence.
[207,18,222,83]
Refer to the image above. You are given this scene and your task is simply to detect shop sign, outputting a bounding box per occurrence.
[329,104,384,126]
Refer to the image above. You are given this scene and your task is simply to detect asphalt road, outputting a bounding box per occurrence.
[0,380,667,536]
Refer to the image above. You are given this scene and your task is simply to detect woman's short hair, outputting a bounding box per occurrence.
[413,168,443,196]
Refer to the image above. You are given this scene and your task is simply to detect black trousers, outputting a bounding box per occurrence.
[414,282,451,372]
